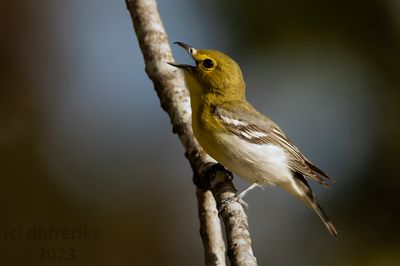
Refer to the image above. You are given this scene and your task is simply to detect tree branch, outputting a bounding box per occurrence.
[197,188,226,265]
[125,0,257,265]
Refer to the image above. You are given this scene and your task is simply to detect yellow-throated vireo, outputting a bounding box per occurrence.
[169,42,337,238]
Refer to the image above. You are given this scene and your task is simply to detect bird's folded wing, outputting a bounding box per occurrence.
[211,105,333,187]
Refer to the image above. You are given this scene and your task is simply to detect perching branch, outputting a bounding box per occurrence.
[125,0,257,265]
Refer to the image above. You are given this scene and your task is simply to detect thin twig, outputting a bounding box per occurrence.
[125,1,257,265]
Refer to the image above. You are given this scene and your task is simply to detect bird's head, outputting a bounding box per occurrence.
[169,42,245,100]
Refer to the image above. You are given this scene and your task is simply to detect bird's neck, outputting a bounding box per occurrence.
[184,72,246,120]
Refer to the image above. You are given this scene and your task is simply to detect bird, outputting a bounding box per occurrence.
[168,42,337,238]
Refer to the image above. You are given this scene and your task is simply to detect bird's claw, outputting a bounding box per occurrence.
[203,163,233,182]
[218,193,248,213]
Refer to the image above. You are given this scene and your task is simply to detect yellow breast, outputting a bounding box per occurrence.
[184,72,226,161]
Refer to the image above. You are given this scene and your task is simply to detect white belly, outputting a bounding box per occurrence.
[210,133,293,185]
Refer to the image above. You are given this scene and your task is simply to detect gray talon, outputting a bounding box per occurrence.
[218,194,248,212]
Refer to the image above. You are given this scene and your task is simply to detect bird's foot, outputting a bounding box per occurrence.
[218,193,249,212]
[218,183,263,212]
[204,163,233,181]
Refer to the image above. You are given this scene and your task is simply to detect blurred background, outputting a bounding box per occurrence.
[1,0,399,265]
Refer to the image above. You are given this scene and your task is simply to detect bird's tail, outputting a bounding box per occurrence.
[305,194,338,238]
[285,173,338,238]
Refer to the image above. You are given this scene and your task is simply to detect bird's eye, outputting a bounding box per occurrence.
[203,59,214,69]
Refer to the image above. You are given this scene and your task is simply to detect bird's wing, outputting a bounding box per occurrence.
[211,105,333,187]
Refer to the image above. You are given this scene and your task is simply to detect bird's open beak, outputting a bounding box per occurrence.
[167,42,197,70]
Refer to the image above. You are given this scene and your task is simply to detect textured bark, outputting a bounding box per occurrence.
[125,0,257,265]
[211,173,257,266]
[197,188,226,266]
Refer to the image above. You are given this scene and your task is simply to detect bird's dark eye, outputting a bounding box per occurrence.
[203,59,214,69]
